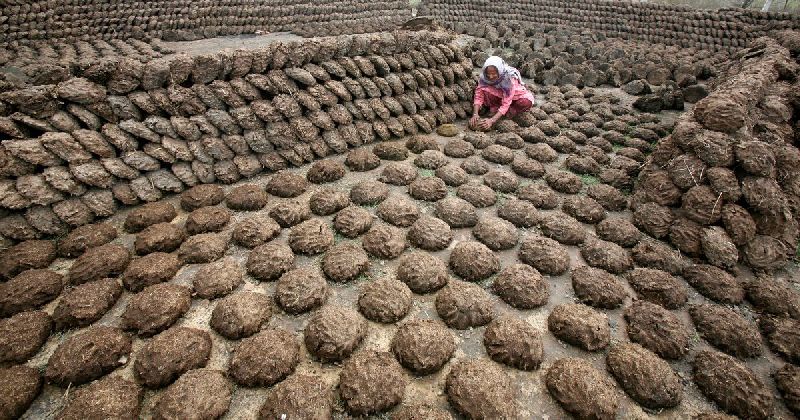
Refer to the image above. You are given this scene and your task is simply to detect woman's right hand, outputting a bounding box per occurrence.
[469,114,480,129]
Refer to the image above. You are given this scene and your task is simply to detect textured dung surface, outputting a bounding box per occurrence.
[304,305,366,363]
[484,316,543,371]
[45,326,131,387]
[53,278,121,330]
[548,303,611,351]
[58,376,143,420]
[392,319,455,375]
[133,327,212,388]
[606,343,683,409]
[152,369,232,420]
[339,350,408,415]
[121,283,191,336]
[0,310,52,363]
[0,365,42,420]
[693,350,774,419]
[446,359,517,419]
[546,358,619,420]
[358,277,412,323]
[258,374,333,420]
[230,328,299,387]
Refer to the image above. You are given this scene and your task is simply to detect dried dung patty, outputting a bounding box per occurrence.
[392,404,454,420]
[288,219,334,255]
[595,217,641,248]
[511,155,546,179]
[339,350,408,416]
[414,150,449,170]
[449,241,500,281]
[406,135,440,153]
[693,350,774,419]
[266,170,308,198]
[304,305,366,363]
[518,235,570,275]
[408,176,448,201]
[122,252,181,292]
[561,195,606,224]
[626,268,688,309]
[225,184,268,211]
[446,359,518,419]
[230,328,300,387]
[443,139,475,158]
[45,326,131,387]
[435,164,469,186]
[435,279,495,329]
[258,374,332,419]
[544,169,583,194]
[269,199,311,228]
[0,269,63,317]
[122,283,191,337]
[57,222,117,257]
[274,267,328,314]
[456,182,497,208]
[580,236,633,274]
[345,148,381,171]
[391,319,455,375]
[333,206,373,238]
[570,266,626,309]
[548,303,610,351]
[518,183,560,209]
[177,233,228,264]
[759,316,800,364]
[0,310,52,363]
[322,242,369,283]
[379,162,418,186]
[526,142,559,162]
[133,326,212,388]
[373,141,409,161]
[631,239,690,275]
[689,304,761,359]
[497,198,538,228]
[377,195,420,227]
[624,301,689,360]
[362,224,407,259]
[0,365,42,420]
[124,201,177,233]
[180,184,224,211]
[246,242,294,281]
[483,169,519,193]
[185,206,231,235]
[683,264,744,304]
[606,343,683,409]
[58,376,142,420]
[358,277,412,323]
[53,278,121,330]
[472,217,519,251]
[192,257,244,299]
[306,159,346,184]
[435,196,478,228]
[309,188,350,216]
[774,364,800,416]
[492,263,549,309]
[483,316,543,371]
[460,155,490,175]
[69,243,130,285]
[232,215,281,248]
[407,216,453,251]
[395,251,449,294]
[545,358,619,420]
[134,222,186,255]
[350,180,390,205]
[481,144,514,164]
[152,369,231,420]
[210,292,271,340]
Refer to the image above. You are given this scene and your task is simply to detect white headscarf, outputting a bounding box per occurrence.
[479,56,523,96]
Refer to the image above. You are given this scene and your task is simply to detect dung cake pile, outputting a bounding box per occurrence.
[0,31,476,240]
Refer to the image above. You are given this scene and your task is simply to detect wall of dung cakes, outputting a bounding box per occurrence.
[0,31,477,240]
[0,0,411,44]
[421,0,800,53]
[630,34,800,272]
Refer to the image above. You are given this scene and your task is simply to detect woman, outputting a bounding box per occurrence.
[469,56,535,131]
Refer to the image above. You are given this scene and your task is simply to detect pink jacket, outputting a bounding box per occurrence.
[473,78,535,116]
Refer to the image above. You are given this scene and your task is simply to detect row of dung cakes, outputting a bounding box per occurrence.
[0,31,476,241]
[631,36,800,273]
[0,0,410,44]
[422,0,800,53]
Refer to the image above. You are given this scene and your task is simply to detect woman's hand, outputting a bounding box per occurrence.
[479,115,498,130]
[469,114,480,129]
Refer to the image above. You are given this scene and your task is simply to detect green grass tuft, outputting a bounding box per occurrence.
[418,169,435,177]
[580,175,600,186]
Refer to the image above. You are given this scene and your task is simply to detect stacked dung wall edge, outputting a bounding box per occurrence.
[0,0,411,44]
[422,0,800,53]
[631,36,800,272]
[0,31,477,240]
